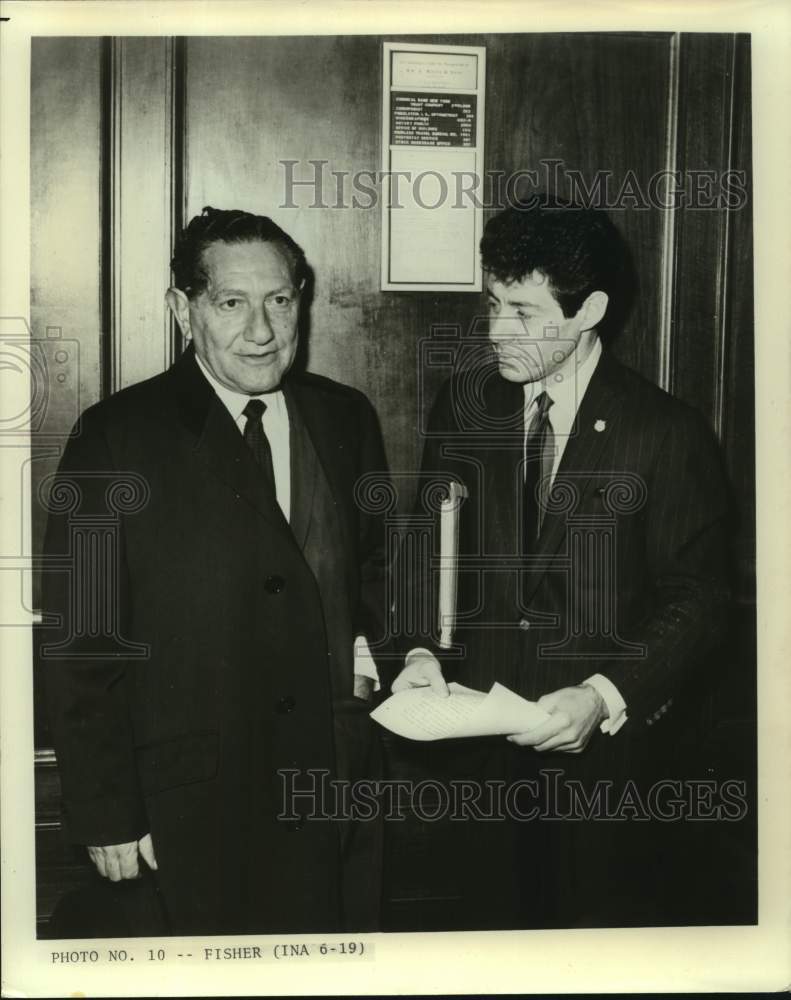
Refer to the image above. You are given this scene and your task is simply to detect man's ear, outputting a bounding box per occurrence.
[165,288,191,340]
[578,290,609,332]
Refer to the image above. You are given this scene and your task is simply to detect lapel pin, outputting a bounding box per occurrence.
[594,419,606,433]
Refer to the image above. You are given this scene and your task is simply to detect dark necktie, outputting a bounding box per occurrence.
[242,398,277,496]
[522,390,555,552]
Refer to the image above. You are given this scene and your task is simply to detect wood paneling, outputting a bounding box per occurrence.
[31,38,104,412]
[672,34,737,421]
[720,36,755,599]
[664,33,755,596]
[107,37,181,391]
[30,39,104,608]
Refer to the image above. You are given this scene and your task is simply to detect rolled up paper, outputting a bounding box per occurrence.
[438,480,468,649]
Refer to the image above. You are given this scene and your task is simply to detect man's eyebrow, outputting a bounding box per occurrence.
[505,298,541,309]
[487,290,542,309]
[208,287,249,300]
[208,284,296,299]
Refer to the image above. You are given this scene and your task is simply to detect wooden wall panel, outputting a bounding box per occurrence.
[720,36,755,598]
[109,37,180,391]
[31,38,104,413]
[671,34,754,598]
[30,38,104,612]
[661,33,754,597]
[672,35,735,421]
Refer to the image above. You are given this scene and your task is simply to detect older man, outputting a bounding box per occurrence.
[40,207,389,935]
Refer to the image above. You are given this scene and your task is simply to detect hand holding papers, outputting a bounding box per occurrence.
[370,681,550,742]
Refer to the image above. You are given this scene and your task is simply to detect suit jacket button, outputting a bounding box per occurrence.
[276,695,296,713]
[265,575,285,594]
[518,618,531,631]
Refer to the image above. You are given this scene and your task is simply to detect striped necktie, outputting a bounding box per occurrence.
[522,390,555,552]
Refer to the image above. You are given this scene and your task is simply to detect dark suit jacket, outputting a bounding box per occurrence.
[387,349,734,929]
[408,349,731,767]
[39,346,389,935]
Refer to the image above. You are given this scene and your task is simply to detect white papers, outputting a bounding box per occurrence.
[437,480,467,648]
[370,681,550,741]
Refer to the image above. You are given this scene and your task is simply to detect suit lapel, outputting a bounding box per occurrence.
[170,346,292,536]
[521,351,626,602]
[283,385,318,552]
[285,378,353,553]
[287,379,348,504]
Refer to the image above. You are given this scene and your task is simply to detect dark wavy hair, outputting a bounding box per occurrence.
[480,197,634,338]
[170,206,308,298]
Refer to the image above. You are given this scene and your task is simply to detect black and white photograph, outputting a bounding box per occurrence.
[1,1,788,995]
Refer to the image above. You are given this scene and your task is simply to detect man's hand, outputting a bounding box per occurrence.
[87,833,158,881]
[391,651,449,697]
[507,684,607,753]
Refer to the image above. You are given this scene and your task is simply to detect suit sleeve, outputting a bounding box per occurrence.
[598,406,732,727]
[38,410,148,845]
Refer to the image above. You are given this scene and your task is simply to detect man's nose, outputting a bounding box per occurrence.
[244,306,275,345]
[488,313,524,343]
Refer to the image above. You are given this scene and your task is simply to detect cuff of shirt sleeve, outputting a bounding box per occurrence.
[353,634,381,692]
[584,673,628,735]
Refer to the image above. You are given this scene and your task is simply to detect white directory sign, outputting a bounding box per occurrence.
[381,42,486,291]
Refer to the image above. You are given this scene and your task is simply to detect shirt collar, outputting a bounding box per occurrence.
[194,351,287,424]
[524,335,602,434]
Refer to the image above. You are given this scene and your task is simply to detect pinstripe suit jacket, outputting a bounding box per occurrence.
[410,349,731,757]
